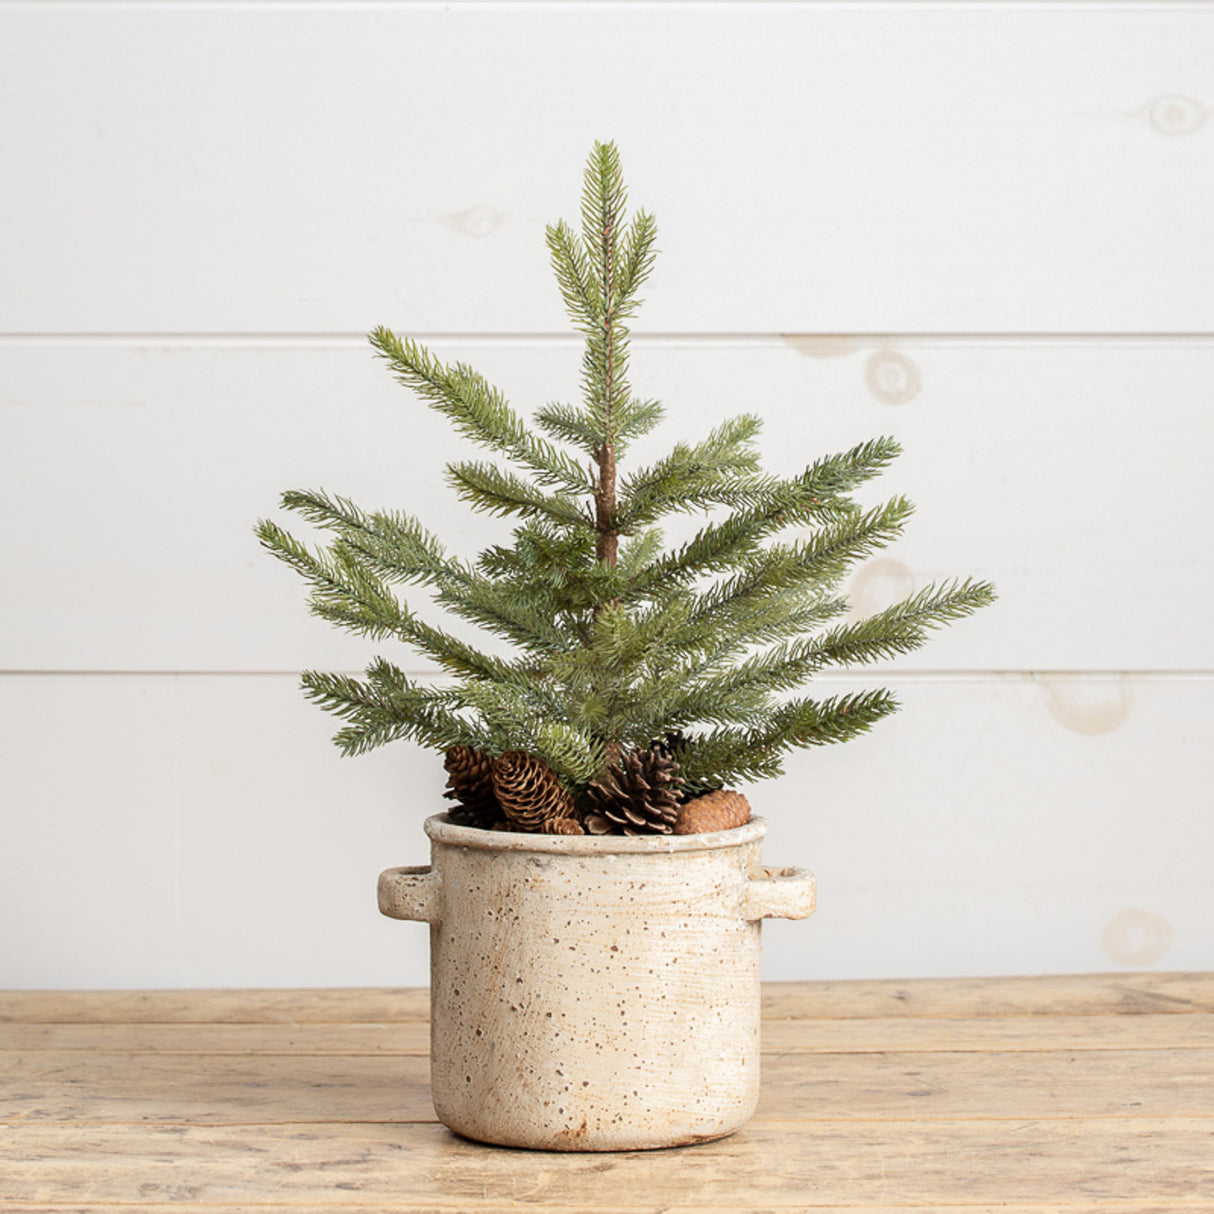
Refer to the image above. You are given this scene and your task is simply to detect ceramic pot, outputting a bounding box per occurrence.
[378,813,815,1151]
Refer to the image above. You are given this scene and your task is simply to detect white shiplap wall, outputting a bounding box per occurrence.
[2,2,1212,989]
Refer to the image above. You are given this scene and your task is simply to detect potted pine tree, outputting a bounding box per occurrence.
[257,142,994,1151]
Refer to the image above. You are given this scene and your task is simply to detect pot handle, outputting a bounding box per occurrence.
[740,865,817,921]
[378,865,442,924]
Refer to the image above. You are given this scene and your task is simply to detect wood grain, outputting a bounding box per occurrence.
[4,974,1208,1024]
[2,978,1209,1209]
[761,972,1214,1019]
[2,1119,1210,1206]
[2,1047,1210,1126]
[4,1012,1213,1055]
[1,1209,1210,1214]
[5,1208,1210,1214]
[0,987,432,1026]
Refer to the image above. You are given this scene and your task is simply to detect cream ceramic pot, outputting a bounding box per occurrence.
[378,813,815,1151]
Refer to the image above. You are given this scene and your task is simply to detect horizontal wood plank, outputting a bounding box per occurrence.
[763,1014,1214,1053]
[4,1011,1213,1055]
[3,6,1212,333]
[2,1047,1209,1126]
[4,1208,1210,1214]
[6,974,1209,1026]
[5,663,1212,993]
[1,1119,1210,1205]
[4,338,1214,672]
[762,972,1214,1019]
[0,988,432,1026]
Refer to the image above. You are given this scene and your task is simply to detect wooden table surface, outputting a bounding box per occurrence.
[1,973,1211,1211]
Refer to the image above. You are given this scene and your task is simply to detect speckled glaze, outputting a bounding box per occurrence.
[378,813,815,1151]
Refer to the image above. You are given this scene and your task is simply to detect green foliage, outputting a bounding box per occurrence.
[256,141,995,795]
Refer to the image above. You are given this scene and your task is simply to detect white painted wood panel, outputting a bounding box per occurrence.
[0,676,181,988]
[2,3,1211,334]
[0,673,432,991]
[1,671,1209,988]
[2,337,1210,672]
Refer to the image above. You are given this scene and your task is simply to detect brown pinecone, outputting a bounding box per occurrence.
[492,750,575,831]
[673,789,751,835]
[541,816,585,836]
[443,745,500,828]
[584,744,686,835]
[652,729,690,762]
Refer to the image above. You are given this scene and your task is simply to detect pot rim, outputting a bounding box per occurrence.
[425,812,768,854]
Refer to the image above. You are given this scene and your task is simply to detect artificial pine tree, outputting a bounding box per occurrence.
[256,142,994,832]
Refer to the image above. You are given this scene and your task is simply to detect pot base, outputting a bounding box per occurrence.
[445,1121,742,1153]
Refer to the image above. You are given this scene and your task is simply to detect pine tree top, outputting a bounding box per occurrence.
[256,141,995,800]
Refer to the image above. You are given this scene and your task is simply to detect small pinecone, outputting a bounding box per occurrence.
[584,745,686,836]
[652,729,690,763]
[673,789,751,835]
[492,750,576,831]
[443,745,500,828]
[541,816,585,836]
